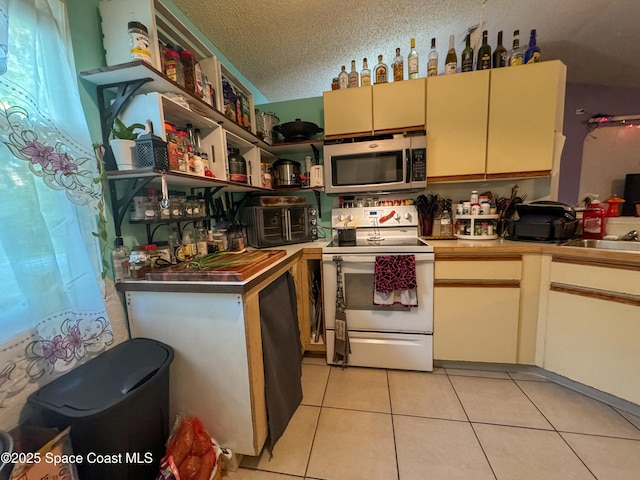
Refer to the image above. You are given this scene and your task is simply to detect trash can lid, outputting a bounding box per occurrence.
[27,338,174,417]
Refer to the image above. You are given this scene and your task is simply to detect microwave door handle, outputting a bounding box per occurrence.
[405,148,411,183]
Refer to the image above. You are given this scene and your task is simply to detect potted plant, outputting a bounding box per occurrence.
[109,118,145,170]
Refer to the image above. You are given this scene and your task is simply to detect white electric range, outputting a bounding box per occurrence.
[322,205,434,371]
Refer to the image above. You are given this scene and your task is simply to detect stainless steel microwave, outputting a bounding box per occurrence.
[323,132,427,195]
[241,205,318,248]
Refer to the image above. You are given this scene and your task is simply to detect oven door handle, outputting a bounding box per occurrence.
[284,209,291,241]
[326,254,434,263]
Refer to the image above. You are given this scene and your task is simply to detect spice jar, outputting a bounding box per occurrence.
[128,21,152,64]
[180,48,203,97]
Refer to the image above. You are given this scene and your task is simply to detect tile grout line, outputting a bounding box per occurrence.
[386,369,401,480]
[445,369,498,480]
[512,378,599,479]
[302,364,334,480]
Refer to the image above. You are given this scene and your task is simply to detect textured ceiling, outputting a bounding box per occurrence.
[171,0,640,103]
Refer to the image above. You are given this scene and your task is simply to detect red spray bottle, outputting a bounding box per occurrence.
[581,195,607,239]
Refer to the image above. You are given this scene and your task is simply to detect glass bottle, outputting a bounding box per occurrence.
[476,30,491,70]
[509,30,524,66]
[374,54,388,84]
[338,65,349,89]
[392,47,404,82]
[461,34,474,72]
[111,238,130,282]
[524,28,541,64]
[427,37,438,76]
[196,226,208,257]
[361,57,371,86]
[440,210,453,237]
[493,31,507,68]
[444,35,457,74]
[167,227,180,263]
[348,60,359,87]
[408,38,419,79]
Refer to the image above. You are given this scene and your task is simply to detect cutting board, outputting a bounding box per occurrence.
[145,249,287,282]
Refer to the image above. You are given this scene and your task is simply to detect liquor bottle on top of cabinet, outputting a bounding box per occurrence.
[338,65,349,89]
[408,38,419,79]
[444,35,457,74]
[524,29,541,64]
[361,58,371,86]
[427,37,438,76]
[374,54,388,84]
[493,31,507,68]
[476,30,491,70]
[392,48,404,81]
[461,34,474,72]
[348,60,359,87]
[509,30,524,66]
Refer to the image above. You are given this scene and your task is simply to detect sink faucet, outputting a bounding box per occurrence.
[618,230,639,241]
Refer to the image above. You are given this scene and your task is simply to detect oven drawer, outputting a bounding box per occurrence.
[326,330,433,371]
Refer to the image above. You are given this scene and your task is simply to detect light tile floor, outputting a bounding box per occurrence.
[226,359,640,480]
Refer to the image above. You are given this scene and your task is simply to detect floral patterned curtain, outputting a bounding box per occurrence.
[0,0,113,423]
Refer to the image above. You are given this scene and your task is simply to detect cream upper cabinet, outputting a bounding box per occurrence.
[323,86,373,138]
[486,60,566,175]
[372,79,426,133]
[426,71,490,179]
[323,80,426,138]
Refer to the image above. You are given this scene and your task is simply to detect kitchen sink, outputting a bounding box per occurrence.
[562,239,640,252]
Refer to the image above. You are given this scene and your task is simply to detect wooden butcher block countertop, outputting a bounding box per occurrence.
[145,249,287,282]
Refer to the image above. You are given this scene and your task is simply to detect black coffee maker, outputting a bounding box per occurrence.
[622,174,640,216]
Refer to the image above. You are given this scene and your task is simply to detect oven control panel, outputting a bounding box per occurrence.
[332,205,418,228]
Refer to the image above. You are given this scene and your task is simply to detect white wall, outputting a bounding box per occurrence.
[578,126,640,204]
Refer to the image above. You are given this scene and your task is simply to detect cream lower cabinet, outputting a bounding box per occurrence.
[542,256,640,405]
[434,255,522,363]
[426,70,490,180]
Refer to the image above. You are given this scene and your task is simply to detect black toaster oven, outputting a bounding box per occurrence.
[241,205,318,248]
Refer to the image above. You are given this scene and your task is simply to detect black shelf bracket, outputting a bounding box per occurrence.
[97,77,153,171]
[109,176,154,240]
[314,189,322,219]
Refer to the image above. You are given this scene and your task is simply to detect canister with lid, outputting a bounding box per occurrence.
[129,248,151,279]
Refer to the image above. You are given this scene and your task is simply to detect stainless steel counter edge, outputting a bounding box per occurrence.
[115,241,331,294]
[430,238,640,264]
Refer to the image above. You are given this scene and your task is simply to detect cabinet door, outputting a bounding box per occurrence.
[545,291,640,405]
[323,87,373,138]
[373,79,426,133]
[434,286,520,363]
[486,60,566,175]
[426,71,489,179]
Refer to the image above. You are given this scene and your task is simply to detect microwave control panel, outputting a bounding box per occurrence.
[410,148,427,181]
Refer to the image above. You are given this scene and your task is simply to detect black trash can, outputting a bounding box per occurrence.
[26,338,174,480]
